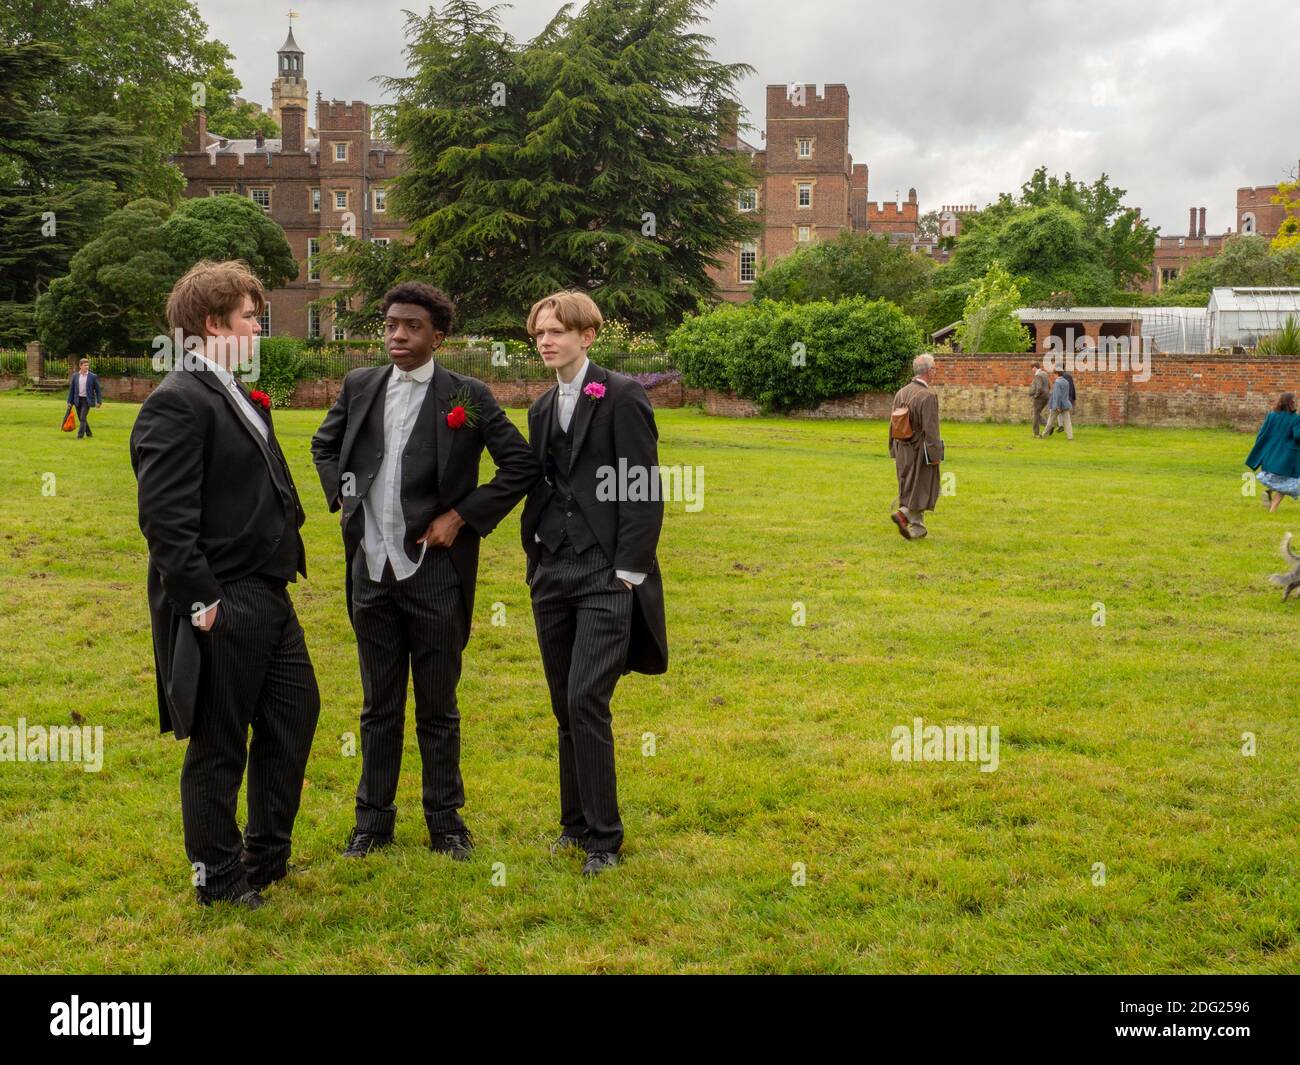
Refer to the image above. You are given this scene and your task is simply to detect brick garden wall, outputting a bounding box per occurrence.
[701,354,1300,431]
[26,373,706,412]
[13,354,1299,431]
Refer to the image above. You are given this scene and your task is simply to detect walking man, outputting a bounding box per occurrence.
[1043,367,1074,440]
[889,354,944,540]
[67,358,102,438]
[1029,360,1050,437]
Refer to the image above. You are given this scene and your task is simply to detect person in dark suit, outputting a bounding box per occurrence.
[310,282,539,861]
[129,260,320,910]
[66,358,102,438]
[519,291,668,876]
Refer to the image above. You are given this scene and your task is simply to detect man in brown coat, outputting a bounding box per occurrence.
[889,354,943,540]
[1029,361,1050,437]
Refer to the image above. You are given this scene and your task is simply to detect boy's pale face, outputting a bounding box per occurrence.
[533,308,594,381]
[202,295,261,366]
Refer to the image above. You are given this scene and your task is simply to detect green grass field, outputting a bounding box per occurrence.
[1,390,1297,973]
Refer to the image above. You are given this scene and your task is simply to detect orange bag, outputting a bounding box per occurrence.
[61,407,76,432]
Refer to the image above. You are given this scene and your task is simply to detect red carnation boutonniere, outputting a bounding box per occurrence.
[446,386,480,430]
[249,389,272,412]
[583,381,606,402]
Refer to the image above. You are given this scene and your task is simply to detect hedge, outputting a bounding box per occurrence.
[667,298,924,412]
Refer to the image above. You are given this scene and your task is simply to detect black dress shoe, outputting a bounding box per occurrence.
[196,887,266,910]
[550,832,587,855]
[429,828,474,861]
[342,828,393,858]
[581,851,618,877]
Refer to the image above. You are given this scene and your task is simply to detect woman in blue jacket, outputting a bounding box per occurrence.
[1246,393,1300,512]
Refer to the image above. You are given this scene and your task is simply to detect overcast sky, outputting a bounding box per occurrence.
[203,0,1297,236]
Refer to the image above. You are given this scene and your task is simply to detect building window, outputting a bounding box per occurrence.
[308,237,320,282]
[310,187,320,212]
[250,187,271,212]
[738,188,757,213]
[373,187,387,213]
[334,189,348,210]
[333,298,347,341]
[308,305,321,339]
[1161,267,1179,285]
[797,183,812,208]
[739,242,756,283]
[1241,212,1256,234]
[797,226,811,242]
[333,142,348,162]
[797,137,812,158]
[209,186,233,197]
[372,237,390,247]
[257,303,270,337]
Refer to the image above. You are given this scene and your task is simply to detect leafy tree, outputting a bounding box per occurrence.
[1,0,258,201]
[0,42,143,345]
[1161,234,1300,302]
[927,167,1155,329]
[1271,181,1300,252]
[203,65,281,140]
[750,231,933,314]
[335,0,760,337]
[954,260,1032,354]
[35,195,296,354]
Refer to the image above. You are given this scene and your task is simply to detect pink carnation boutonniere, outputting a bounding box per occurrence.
[583,381,606,402]
[249,389,272,412]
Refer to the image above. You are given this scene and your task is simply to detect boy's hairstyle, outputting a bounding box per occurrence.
[381,282,456,334]
[78,358,89,366]
[526,290,604,338]
[166,260,267,338]
[1276,392,1296,413]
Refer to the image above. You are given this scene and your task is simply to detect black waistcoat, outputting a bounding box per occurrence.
[537,397,598,554]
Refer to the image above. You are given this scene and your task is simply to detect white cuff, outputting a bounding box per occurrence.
[615,570,645,586]
[192,600,220,627]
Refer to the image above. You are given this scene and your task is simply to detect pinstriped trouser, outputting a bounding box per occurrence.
[184,574,320,896]
[351,544,468,837]
[530,540,632,853]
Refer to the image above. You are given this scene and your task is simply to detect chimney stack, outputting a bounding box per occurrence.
[255,129,264,149]
[1188,206,1197,236]
[183,110,207,152]
[281,103,305,152]
[1199,206,1206,238]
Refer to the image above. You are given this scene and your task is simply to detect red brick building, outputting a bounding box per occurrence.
[708,83,942,301]
[175,28,405,339]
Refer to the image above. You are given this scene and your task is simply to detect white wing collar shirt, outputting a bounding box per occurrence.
[362,358,436,582]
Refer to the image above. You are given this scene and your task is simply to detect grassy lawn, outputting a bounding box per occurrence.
[0,389,1296,974]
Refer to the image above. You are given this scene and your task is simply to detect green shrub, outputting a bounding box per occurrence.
[250,336,306,408]
[668,298,923,412]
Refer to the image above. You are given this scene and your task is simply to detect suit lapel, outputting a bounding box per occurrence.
[568,362,606,473]
[531,384,557,467]
[194,370,279,482]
